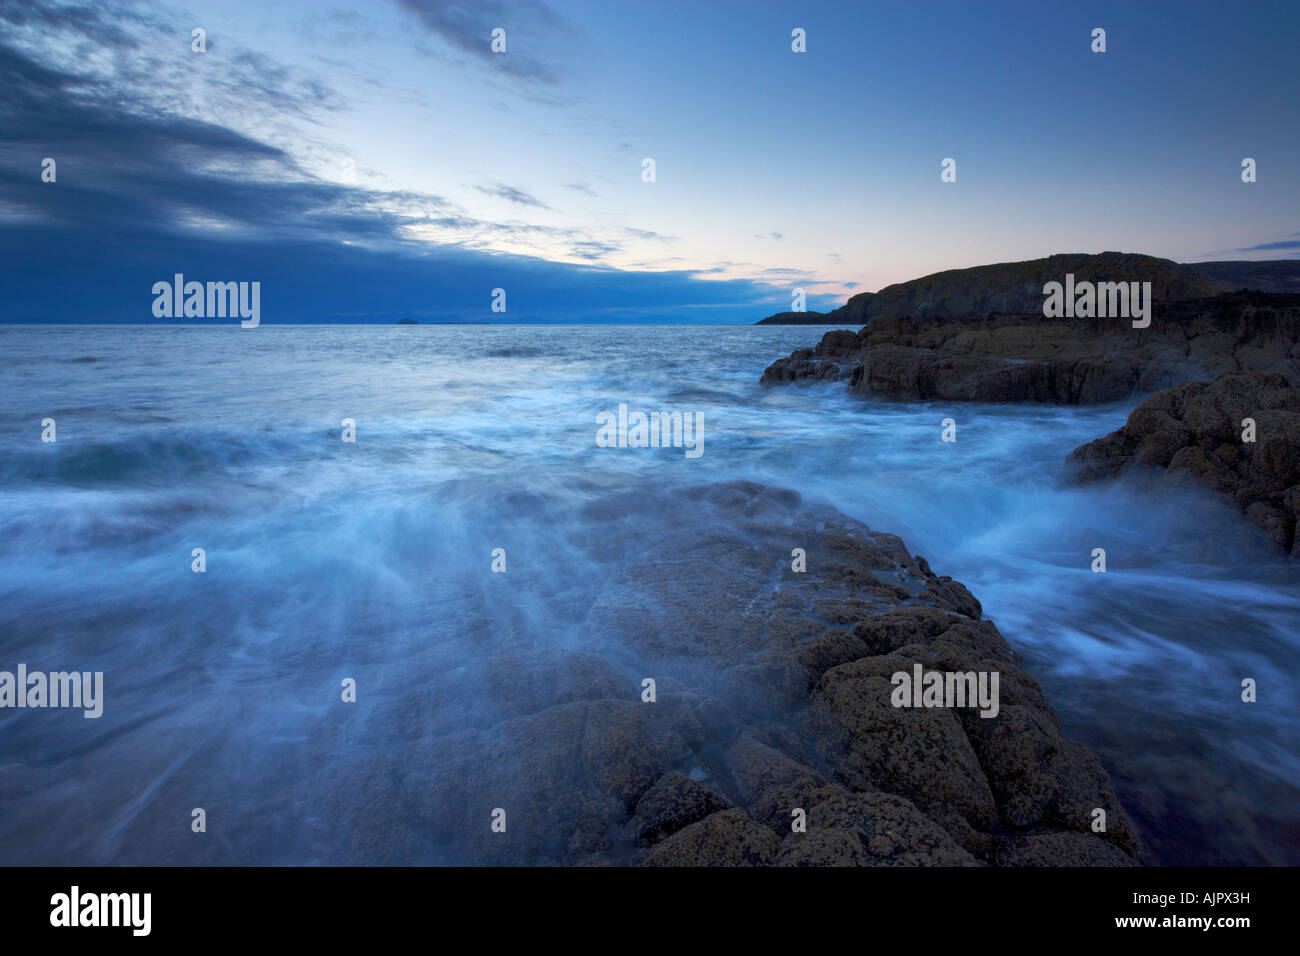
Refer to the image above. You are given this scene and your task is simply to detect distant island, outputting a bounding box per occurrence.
[756,309,827,325]
[396,317,418,324]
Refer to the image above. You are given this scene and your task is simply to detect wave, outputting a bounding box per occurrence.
[0,427,318,485]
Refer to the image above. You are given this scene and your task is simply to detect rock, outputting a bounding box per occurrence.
[644,808,783,866]
[341,480,1140,866]
[723,734,830,832]
[761,291,1300,403]
[788,252,1226,327]
[1068,372,1300,553]
[581,700,685,812]
[760,348,849,384]
[626,772,731,844]
[817,329,861,356]
[776,788,980,866]
[809,652,999,834]
[995,831,1137,867]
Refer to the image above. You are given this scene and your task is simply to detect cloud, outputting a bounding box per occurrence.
[622,227,674,243]
[0,2,789,323]
[0,42,362,241]
[756,267,816,281]
[566,182,596,196]
[569,240,620,260]
[392,0,571,87]
[473,182,551,209]
[1236,240,1300,251]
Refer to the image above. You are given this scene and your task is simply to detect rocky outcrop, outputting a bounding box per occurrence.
[757,329,862,384]
[757,254,1300,326]
[761,291,1300,404]
[319,481,1140,866]
[1068,372,1300,555]
[790,252,1223,326]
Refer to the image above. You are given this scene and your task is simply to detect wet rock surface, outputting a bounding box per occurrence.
[1068,372,1300,555]
[760,291,1300,404]
[311,481,1140,865]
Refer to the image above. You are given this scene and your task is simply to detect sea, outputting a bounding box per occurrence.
[0,324,1296,865]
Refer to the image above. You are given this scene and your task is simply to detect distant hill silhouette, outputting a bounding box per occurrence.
[1192,259,1300,294]
[756,310,827,325]
[757,252,1300,324]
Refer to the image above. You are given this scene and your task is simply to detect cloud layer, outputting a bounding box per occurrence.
[0,1,825,322]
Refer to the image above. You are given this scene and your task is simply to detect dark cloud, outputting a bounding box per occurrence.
[1237,240,1300,251]
[392,0,570,86]
[622,227,674,242]
[473,182,551,209]
[0,1,790,324]
[1,221,798,323]
[569,240,620,260]
[0,0,162,49]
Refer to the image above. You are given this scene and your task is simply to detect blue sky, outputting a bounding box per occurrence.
[1,0,1297,323]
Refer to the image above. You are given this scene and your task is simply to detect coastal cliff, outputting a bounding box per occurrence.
[758,252,1226,326]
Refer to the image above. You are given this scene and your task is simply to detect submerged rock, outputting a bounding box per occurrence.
[320,481,1139,866]
[626,771,732,845]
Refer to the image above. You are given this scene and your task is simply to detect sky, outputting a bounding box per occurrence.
[1,0,1298,323]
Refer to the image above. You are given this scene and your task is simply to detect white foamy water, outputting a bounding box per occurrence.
[0,324,1295,864]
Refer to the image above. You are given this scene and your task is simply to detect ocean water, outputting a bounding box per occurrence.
[0,324,1296,865]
